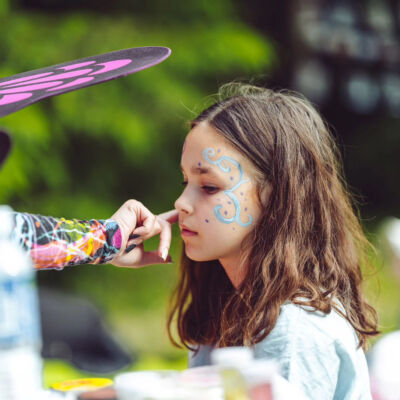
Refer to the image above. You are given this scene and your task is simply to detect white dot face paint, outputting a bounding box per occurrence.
[174,121,262,267]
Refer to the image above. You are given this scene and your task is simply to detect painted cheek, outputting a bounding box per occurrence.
[204,204,216,225]
[202,147,253,228]
[203,198,221,225]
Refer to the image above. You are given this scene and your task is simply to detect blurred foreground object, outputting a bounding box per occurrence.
[384,217,400,259]
[211,347,309,400]
[51,377,113,399]
[368,217,400,399]
[369,331,400,400]
[115,371,183,400]
[383,217,400,285]
[0,205,43,399]
[39,287,132,374]
[116,369,223,400]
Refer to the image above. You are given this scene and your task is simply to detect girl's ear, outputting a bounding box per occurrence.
[260,182,272,207]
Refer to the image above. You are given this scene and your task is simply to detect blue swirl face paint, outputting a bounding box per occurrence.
[202,147,253,227]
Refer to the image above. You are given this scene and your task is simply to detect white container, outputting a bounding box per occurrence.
[241,360,278,400]
[211,347,253,367]
[369,330,400,400]
[211,347,253,400]
[115,369,225,400]
[178,366,224,400]
[115,370,182,400]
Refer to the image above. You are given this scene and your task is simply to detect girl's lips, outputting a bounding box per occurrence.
[182,229,197,237]
[180,225,198,236]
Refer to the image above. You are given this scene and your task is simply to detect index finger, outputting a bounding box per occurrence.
[158,209,178,224]
[156,217,173,261]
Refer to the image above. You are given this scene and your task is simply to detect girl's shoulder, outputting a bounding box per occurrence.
[253,302,371,400]
[255,301,359,354]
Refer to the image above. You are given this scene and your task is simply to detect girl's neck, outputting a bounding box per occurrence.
[218,256,246,289]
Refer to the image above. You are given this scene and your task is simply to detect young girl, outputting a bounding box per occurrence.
[168,83,379,399]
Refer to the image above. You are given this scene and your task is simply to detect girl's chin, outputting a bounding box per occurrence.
[184,249,215,262]
[186,253,206,262]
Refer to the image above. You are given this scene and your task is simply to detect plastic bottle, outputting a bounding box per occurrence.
[0,206,43,399]
[241,360,277,400]
[211,347,253,400]
[212,348,280,400]
[178,365,224,400]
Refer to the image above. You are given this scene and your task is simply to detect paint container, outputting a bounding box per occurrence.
[211,348,280,400]
[116,368,225,400]
[51,378,113,398]
[177,366,224,400]
[114,370,183,400]
[240,360,277,400]
[211,347,253,400]
[77,386,117,400]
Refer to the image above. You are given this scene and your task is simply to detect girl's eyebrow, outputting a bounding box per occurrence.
[180,164,219,177]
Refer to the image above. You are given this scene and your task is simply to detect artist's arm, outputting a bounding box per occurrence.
[12,213,122,270]
[12,200,178,271]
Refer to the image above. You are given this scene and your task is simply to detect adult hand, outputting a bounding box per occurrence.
[110,200,178,268]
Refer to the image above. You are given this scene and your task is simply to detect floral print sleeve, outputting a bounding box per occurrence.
[11,213,122,270]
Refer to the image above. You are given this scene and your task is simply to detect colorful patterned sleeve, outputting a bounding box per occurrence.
[11,213,122,270]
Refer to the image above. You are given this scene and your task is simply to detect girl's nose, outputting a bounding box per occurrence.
[174,190,194,215]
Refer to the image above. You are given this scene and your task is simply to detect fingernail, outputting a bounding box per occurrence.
[129,234,140,240]
[161,248,169,261]
[125,243,136,253]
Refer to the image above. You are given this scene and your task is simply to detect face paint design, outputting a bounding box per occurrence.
[203,147,253,227]
[175,122,265,267]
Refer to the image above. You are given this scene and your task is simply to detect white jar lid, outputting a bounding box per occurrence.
[211,347,253,366]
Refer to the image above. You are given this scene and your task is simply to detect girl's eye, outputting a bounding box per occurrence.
[180,181,218,194]
[202,185,219,194]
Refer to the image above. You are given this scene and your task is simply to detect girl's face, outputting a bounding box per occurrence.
[175,122,263,267]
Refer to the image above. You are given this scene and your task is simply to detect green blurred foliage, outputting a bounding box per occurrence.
[0,1,275,363]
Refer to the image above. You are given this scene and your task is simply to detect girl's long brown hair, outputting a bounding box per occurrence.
[168,83,379,351]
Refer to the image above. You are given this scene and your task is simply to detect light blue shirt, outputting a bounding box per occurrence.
[189,302,372,400]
